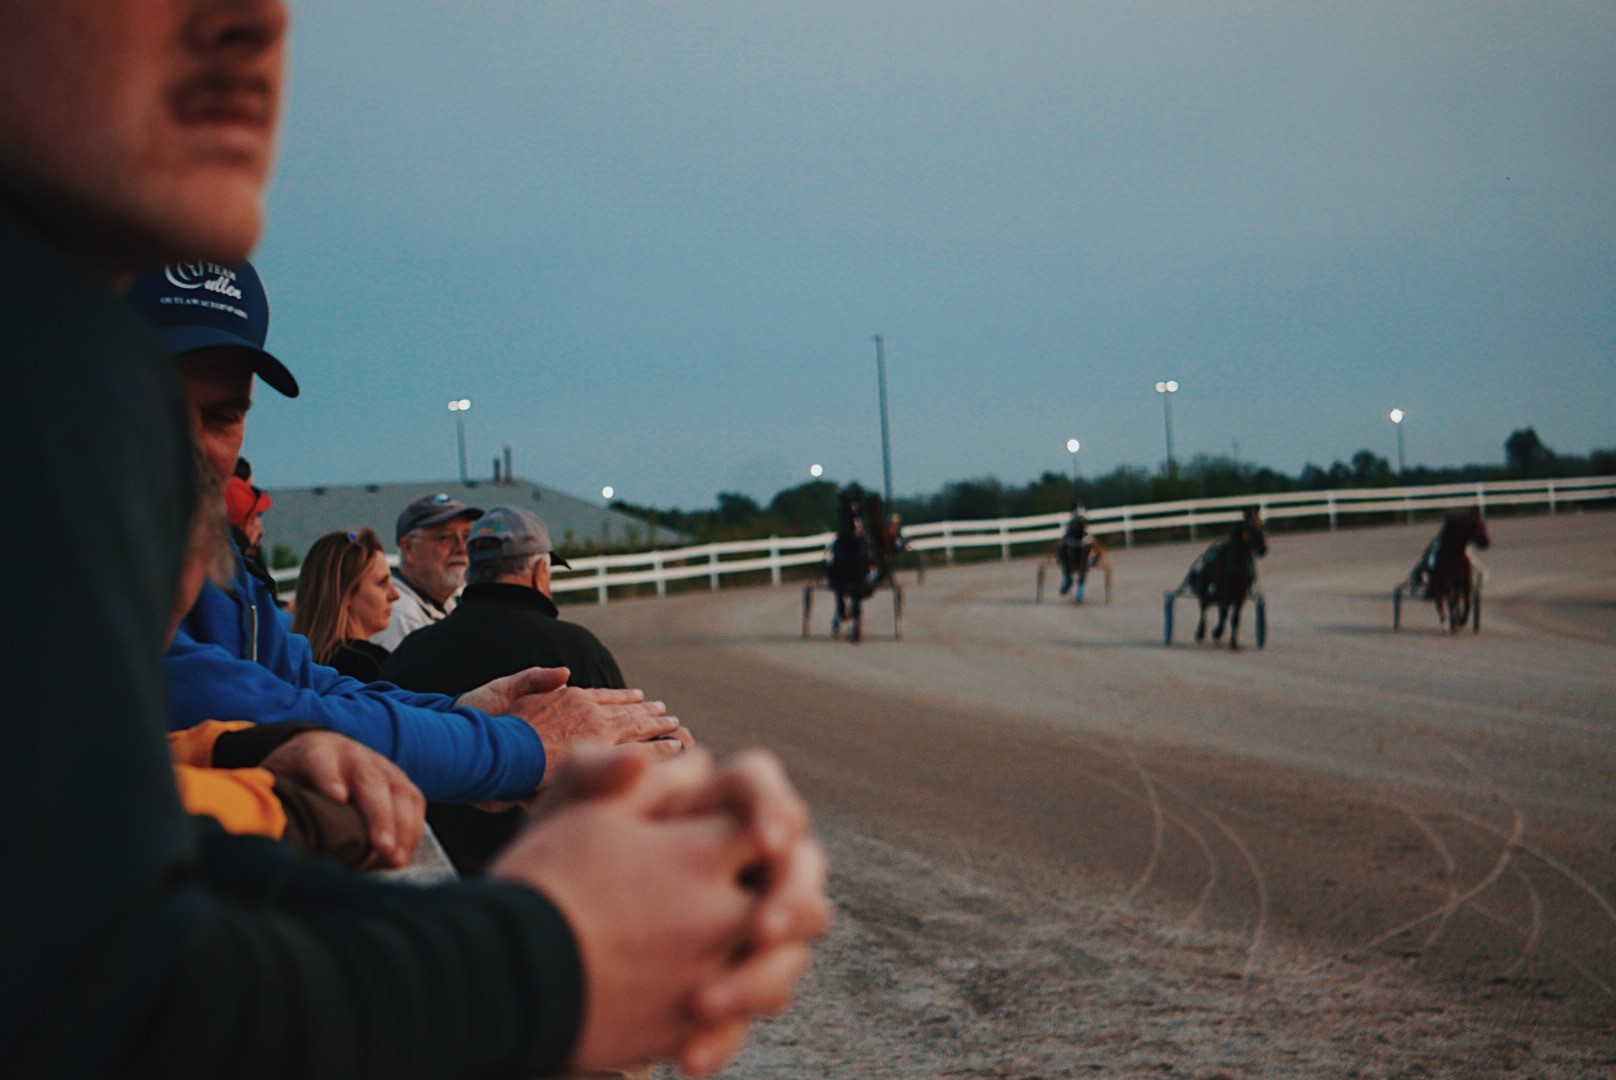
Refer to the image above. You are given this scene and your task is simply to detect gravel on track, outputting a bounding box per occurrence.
[570,511,1616,1078]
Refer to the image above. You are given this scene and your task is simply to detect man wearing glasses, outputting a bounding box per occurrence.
[375,493,484,650]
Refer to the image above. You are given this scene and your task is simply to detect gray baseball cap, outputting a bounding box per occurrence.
[396,493,483,542]
[467,505,571,569]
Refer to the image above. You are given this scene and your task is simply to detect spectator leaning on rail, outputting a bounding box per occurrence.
[125,260,692,805]
[172,466,425,868]
[373,493,481,650]
[293,527,402,682]
[384,505,631,873]
[0,1,827,1075]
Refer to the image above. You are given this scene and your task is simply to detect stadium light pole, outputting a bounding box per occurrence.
[1154,380,1179,472]
[872,334,894,507]
[1389,408,1406,476]
[447,398,471,484]
[1065,437,1081,499]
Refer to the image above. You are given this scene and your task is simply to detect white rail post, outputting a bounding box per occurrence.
[1547,481,1557,513]
[708,549,721,591]
[1123,511,1133,549]
[768,537,782,585]
[999,522,1010,560]
[944,524,955,565]
[1475,483,1486,514]
[596,562,608,606]
[1187,506,1197,540]
[653,551,666,598]
[1404,491,1413,524]
[1327,493,1337,530]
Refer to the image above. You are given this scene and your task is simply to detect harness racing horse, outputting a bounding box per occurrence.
[1182,510,1268,650]
[1415,506,1490,632]
[1056,511,1097,602]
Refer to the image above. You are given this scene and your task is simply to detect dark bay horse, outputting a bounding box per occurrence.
[1415,506,1490,632]
[1056,509,1096,602]
[1183,510,1268,650]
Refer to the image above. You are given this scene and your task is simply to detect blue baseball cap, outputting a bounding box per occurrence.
[124,261,299,398]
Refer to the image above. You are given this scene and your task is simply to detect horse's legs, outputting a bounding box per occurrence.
[1211,602,1229,643]
[1228,600,1243,651]
[1449,586,1469,633]
[1195,601,1209,642]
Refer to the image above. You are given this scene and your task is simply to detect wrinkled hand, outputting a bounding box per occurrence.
[517,747,829,1075]
[458,666,691,782]
[258,731,425,867]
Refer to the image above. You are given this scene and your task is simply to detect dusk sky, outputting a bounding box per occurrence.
[248,1,1615,509]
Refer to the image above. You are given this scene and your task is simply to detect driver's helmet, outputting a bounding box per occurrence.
[1072,505,1088,520]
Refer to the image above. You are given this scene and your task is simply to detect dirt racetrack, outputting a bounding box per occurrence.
[574,510,1616,1078]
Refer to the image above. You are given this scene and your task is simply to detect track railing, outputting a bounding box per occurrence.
[274,476,1615,602]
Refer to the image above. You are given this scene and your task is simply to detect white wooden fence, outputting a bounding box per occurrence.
[547,475,1615,604]
[273,475,1615,602]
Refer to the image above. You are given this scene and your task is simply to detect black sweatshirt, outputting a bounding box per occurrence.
[382,583,626,874]
[0,207,583,1078]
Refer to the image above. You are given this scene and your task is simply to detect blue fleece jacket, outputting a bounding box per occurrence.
[166,559,546,803]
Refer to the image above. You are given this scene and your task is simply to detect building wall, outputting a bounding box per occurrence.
[261,478,683,564]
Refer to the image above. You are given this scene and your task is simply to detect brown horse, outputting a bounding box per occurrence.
[1414,507,1490,632]
[1184,510,1268,650]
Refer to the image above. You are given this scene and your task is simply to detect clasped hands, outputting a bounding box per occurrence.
[491,745,831,1077]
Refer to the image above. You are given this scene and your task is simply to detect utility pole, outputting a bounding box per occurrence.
[873,334,894,507]
[447,398,471,484]
[1389,408,1407,475]
[1154,380,1179,472]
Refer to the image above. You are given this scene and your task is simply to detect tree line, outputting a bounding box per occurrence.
[611,428,1614,546]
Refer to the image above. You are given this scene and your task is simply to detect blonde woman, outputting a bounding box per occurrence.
[292,528,400,681]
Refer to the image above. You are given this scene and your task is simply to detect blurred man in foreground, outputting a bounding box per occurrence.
[0,1,827,1075]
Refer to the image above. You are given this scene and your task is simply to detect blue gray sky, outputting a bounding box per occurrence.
[248,1,1615,508]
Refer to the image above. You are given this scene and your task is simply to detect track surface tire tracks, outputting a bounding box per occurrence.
[577,512,1616,1075]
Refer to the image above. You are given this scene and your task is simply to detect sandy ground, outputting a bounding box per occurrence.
[573,511,1616,1078]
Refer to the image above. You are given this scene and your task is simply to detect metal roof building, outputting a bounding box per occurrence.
[260,478,683,564]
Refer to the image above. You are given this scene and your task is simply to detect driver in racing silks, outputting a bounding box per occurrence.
[827,502,874,643]
[1410,538,1440,597]
[1057,506,1093,601]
